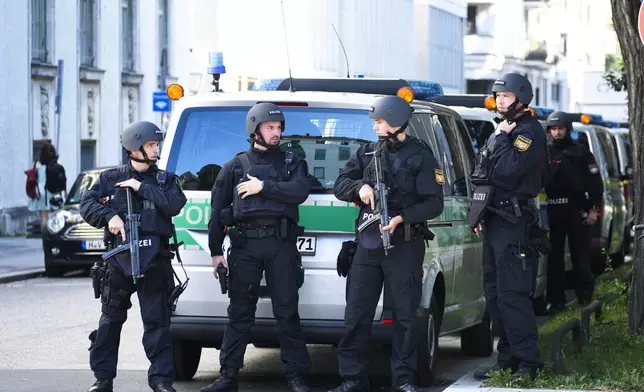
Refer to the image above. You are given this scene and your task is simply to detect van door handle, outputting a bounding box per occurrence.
[427,222,453,228]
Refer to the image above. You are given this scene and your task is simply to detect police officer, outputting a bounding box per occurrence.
[469,73,547,381]
[80,121,187,392]
[544,111,603,313]
[330,95,444,392]
[202,102,312,392]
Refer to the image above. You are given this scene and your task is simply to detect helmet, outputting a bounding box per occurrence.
[121,121,164,151]
[546,111,571,129]
[368,96,413,127]
[246,103,285,135]
[491,73,534,105]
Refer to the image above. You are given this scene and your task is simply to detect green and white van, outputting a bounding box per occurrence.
[159,78,492,385]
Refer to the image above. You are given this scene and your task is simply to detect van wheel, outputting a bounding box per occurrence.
[460,309,493,357]
[417,293,442,387]
[173,340,202,381]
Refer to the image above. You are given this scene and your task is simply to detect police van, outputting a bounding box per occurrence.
[159,77,493,385]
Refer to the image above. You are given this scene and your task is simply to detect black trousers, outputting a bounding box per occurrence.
[89,259,175,388]
[218,236,310,375]
[482,213,543,369]
[546,203,595,305]
[337,238,424,386]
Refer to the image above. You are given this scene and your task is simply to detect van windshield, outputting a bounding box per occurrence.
[165,107,377,193]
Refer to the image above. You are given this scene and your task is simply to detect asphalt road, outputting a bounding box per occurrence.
[0,273,495,392]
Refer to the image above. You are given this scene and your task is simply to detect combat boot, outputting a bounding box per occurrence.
[200,367,239,392]
[391,383,424,392]
[473,360,517,381]
[152,382,177,392]
[87,379,113,392]
[286,373,311,392]
[328,377,370,392]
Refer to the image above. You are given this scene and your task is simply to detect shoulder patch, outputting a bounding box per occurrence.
[514,135,532,152]
[589,163,599,174]
[434,168,445,185]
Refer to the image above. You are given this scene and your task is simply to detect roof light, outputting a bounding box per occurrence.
[397,87,415,103]
[580,114,591,124]
[526,108,536,116]
[167,83,184,100]
[484,96,496,110]
[207,52,226,75]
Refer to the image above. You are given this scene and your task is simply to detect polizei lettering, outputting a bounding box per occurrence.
[138,239,153,247]
[473,192,487,201]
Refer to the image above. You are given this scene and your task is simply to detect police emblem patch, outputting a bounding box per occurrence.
[514,135,532,152]
[434,169,445,185]
[589,163,599,174]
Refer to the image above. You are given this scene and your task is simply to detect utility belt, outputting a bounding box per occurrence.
[488,198,535,225]
[228,217,304,248]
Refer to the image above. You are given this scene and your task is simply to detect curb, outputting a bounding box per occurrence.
[0,268,45,284]
[442,369,603,392]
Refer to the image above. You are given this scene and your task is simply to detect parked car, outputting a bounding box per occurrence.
[42,166,114,276]
[160,77,494,384]
[608,127,634,253]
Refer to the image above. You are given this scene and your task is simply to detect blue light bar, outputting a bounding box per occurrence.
[250,77,444,100]
[207,52,226,75]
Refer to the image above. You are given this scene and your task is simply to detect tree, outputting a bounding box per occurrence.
[610,0,644,334]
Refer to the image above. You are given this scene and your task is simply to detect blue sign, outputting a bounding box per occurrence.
[153,91,170,112]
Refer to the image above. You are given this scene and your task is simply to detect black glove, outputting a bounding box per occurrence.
[337,240,356,277]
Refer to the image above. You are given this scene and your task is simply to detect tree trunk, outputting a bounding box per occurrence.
[610,0,644,334]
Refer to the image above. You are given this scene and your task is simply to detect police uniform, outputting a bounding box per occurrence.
[330,96,444,392]
[544,111,603,311]
[80,121,187,392]
[469,73,547,380]
[202,103,312,392]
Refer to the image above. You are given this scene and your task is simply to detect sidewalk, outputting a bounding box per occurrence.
[0,237,45,283]
[444,369,603,392]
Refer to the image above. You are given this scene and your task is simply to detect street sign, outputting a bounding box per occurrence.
[153,91,170,112]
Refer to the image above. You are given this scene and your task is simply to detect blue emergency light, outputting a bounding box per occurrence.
[251,77,444,101]
[207,52,226,75]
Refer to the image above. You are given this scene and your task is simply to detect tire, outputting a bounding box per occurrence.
[173,340,202,381]
[417,293,442,387]
[460,309,493,357]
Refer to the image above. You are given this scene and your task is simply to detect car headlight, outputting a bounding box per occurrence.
[47,211,71,234]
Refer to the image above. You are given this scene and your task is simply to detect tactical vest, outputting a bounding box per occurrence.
[546,143,585,197]
[470,133,498,185]
[231,151,297,223]
[106,165,174,275]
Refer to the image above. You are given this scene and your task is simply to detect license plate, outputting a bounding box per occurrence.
[82,240,105,250]
[296,236,316,255]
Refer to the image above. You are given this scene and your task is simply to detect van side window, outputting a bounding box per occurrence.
[596,130,620,179]
[437,115,468,197]
[463,119,495,153]
[408,113,451,195]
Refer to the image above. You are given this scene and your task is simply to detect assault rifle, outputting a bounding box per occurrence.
[101,187,143,283]
[366,149,394,255]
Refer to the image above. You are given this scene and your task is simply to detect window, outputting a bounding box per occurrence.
[166,107,376,193]
[463,119,495,153]
[65,171,101,205]
[620,133,633,168]
[80,0,96,67]
[596,130,620,179]
[31,0,49,62]
[314,149,326,160]
[570,130,591,149]
[408,113,450,194]
[158,0,169,78]
[122,0,136,71]
[338,146,350,160]
[438,115,468,196]
[313,167,325,180]
[80,140,96,171]
[466,5,477,35]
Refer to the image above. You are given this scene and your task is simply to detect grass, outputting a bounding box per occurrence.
[484,263,644,391]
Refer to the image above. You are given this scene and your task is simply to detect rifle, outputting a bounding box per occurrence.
[101,187,144,284]
[366,149,394,255]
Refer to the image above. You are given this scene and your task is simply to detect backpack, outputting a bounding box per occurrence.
[24,161,40,200]
[45,161,67,194]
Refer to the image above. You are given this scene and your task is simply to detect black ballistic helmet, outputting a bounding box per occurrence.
[369,96,414,127]
[546,111,571,129]
[246,102,285,135]
[120,121,164,152]
[491,73,534,105]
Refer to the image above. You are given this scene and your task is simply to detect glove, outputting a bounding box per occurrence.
[337,240,356,277]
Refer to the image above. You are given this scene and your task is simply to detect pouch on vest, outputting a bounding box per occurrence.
[468,184,495,229]
[357,205,382,250]
[111,233,161,276]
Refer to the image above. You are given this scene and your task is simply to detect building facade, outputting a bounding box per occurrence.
[186,0,467,95]
[0,0,191,234]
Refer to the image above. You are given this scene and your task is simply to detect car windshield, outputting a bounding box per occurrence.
[65,171,102,205]
[165,106,377,193]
